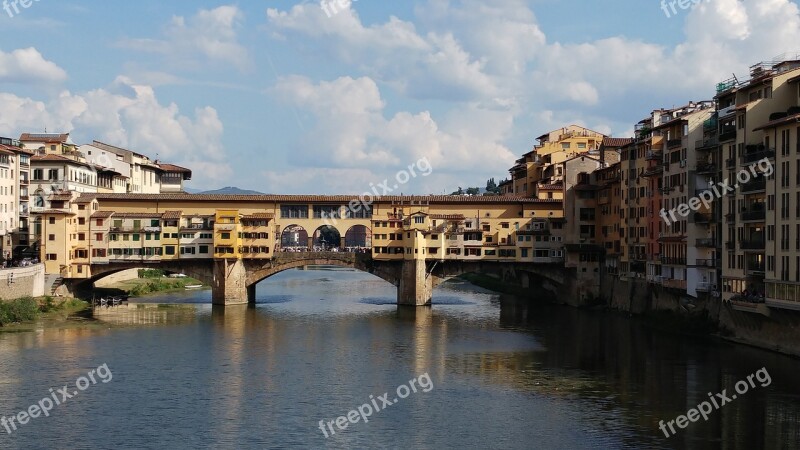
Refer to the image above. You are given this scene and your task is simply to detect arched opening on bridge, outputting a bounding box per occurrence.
[344,225,371,251]
[312,225,341,251]
[280,225,309,251]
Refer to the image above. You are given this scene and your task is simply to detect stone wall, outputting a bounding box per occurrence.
[0,264,45,300]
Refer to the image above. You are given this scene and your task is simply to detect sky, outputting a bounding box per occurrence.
[0,0,799,194]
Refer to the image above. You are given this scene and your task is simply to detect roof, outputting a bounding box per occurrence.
[91,211,115,218]
[48,194,74,201]
[41,209,75,216]
[19,133,69,144]
[31,154,95,168]
[538,184,563,191]
[601,137,633,148]
[161,211,182,220]
[112,212,164,218]
[430,214,465,220]
[77,193,561,204]
[91,141,148,160]
[158,163,192,173]
[753,112,800,131]
[0,146,15,156]
[788,74,800,84]
[242,213,275,220]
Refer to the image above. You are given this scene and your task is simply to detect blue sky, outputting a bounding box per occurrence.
[1,0,799,193]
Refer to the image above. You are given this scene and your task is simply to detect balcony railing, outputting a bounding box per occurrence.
[746,262,766,275]
[741,149,775,164]
[740,209,765,221]
[719,128,736,142]
[696,137,719,150]
[661,256,686,265]
[642,165,664,177]
[696,238,717,248]
[740,239,765,250]
[695,259,715,267]
[667,139,683,149]
[696,163,717,174]
[694,212,715,224]
[741,178,766,193]
[646,150,663,161]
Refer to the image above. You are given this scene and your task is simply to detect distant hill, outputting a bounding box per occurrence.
[188,186,266,195]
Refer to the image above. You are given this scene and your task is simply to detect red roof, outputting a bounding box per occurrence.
[19,133,70,144]
[602,137,633,148]
[158,163,191,173]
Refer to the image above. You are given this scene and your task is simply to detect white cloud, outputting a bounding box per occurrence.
[0,47,67,84]
[0,76,232,185]
[272,75,518,186]
[119,5,251,72]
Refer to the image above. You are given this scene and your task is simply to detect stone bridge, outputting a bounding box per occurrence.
[77,253,577,306]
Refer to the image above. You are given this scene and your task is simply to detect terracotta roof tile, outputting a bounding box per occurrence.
[42,209,75,215]
[84,193,558,204]
[112,212,164,218]
[242,213,275,220]
[602,137,633,148]
[430,214,465,220]
[48,194,74,201]
[20,133,69,144]
[158,163,192,173]
[91,211,115,218]
[161,211,182,220]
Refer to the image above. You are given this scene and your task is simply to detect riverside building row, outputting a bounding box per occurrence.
[0,133,191,261]
[500,53,800,312]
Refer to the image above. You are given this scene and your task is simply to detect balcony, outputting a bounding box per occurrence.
[695,259,716,267]
[703,117,718,131]
[19,178,28,185]
[659,186,674,194]
[696,238,717,248]
[741,149,775,164]
[725,240,735,250]
[646,150,663,161]
[215,224,237,232]
[667,138,683,149]
[696,163,717,175]
[694,212,715,224]
[660,256,686,265]
[746,262,766,276]
[719,128,736,142]
[740,209,765,222]
[641,165,664,177]
[696,137,719,150]
[741,178,766,193]
[740,239,765,250]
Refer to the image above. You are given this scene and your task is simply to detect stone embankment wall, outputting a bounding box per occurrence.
[0,264,45,300]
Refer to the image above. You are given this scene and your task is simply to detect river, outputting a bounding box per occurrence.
[0,267,798,449]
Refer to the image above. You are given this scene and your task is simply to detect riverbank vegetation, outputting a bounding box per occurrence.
[0,297,89,327]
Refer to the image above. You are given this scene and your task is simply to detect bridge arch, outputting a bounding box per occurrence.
[312,225,341,250]
[344,225,371,249]
[280,225,309,249]
[82,260,215,290]
[244,253,398,289]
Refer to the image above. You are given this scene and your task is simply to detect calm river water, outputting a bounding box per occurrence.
[0,267,798,449]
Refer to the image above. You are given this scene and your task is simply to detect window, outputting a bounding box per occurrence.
[133,234,140,241]
[48,234,55,241]
[46,254,57,261]
[78,218,85,225]
[221,233,231,239]
[49,217,55,224]
[95,233,103,241]
[165,246,176,255]
[199,245,209,254]
[414,216,425,224]
[96,219,104,227]
[78,233,85,241]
